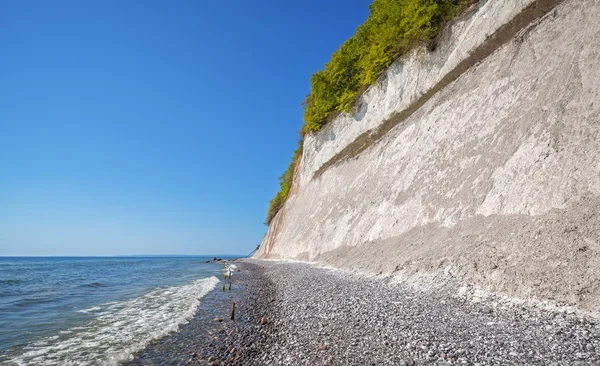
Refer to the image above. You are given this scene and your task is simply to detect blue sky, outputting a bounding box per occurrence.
[0,0,371,256]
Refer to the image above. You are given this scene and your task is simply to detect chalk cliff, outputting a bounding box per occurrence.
[256,0,600,312]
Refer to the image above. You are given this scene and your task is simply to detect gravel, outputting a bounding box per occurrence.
[130,259,600,365]
[237,259,600,366]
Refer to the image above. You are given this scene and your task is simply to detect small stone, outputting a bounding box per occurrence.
[215,318,223,322]
[318,344,328,350]
[207,355,216,362]
[481,306,493,314]
[586,344,595,352]
[260,316,269,325]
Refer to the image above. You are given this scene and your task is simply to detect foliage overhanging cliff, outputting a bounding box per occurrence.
[266,0,469,224]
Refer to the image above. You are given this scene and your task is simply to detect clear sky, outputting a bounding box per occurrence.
[0,0,371,256]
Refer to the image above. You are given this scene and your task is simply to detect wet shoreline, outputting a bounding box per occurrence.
[126,260,272,365]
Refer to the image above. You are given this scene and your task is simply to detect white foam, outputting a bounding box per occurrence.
[7,276,219,366]
[76,306,102,314]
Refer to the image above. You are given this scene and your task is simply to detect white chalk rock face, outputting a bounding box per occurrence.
[300,0,536,185]
[258,0,600,312]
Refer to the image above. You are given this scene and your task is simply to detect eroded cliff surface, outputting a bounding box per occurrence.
[257,0,600,312]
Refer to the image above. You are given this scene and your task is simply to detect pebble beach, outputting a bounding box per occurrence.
[130,260,600,365]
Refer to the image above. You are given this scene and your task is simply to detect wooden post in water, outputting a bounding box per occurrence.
[230,302,236,321]
[222,284,225,291]
[228,282,231,291]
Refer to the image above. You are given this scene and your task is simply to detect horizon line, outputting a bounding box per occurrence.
[0,254,248,258]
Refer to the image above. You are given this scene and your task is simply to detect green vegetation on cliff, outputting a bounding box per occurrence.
[265,139,303,225]
[302,0,467,133]
[266,0,468,224]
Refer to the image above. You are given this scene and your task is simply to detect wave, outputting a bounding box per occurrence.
[14,297,56,307]
[76,306,103,314]
[0,279,21,286]
[6,276,220,365]
[78,282,104,288]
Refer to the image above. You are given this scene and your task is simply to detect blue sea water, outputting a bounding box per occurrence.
[0,256,228,365]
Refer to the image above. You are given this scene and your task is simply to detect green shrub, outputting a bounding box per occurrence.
[265,139,303,225]
[302,0,467,134]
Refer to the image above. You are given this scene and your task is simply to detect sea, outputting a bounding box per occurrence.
[0,256,230,365]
